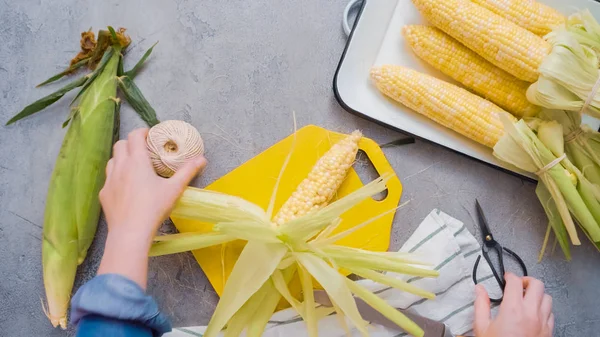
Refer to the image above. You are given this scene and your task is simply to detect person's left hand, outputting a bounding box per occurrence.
[99,128,207,243]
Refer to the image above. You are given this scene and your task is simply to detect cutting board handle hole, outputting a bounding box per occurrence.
[354,149,388,201]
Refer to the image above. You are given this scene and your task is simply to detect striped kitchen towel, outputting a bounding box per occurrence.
[166,209,501,337]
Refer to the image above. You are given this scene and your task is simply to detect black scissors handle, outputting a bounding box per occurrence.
[472,245,528,303]
[472,199,528,303]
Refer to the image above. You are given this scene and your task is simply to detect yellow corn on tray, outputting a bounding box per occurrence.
[171,125,402,296]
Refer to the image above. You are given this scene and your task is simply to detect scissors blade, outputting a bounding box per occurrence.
[475,199,493,242]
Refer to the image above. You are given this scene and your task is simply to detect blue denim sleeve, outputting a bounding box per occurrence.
[71,274,172,337]
[77,315,153,337]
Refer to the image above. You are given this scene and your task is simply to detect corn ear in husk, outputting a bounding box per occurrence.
[533,115,600,231]
[538,109,600,188]
[41,45,122,329]
[7,27,162,329]
[494,116,600,259]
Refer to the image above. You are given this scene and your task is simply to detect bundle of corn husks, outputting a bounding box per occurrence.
[513,110,600,259]
[537,110,600,188]
[151,131,439,337]
[493,115,600,260]
[7,27,161,328]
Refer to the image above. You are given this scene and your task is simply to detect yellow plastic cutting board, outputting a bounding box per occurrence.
[171,125,402,296]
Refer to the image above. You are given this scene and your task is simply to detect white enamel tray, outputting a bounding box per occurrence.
[334,0,600,178]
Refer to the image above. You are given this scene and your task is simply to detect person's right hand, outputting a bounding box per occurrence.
[474,273,554,337]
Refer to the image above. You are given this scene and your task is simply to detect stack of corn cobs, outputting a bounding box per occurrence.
[371,0,600,260]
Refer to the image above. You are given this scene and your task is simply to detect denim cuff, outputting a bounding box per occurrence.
[71,274,171,337]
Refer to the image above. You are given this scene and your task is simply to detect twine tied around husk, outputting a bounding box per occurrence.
[580,74,600,116]
[535,153,566,177]
[565,127,585,144]
[146,120,204,177]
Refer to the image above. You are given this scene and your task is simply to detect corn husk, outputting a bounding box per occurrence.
[537,121,565,157]
[562,10,600,52]
[527,11,600,119]
[532,113,600,256]
[538,110,600,188]
[535,183,571,260]
[151,173,438,337]
[494,117,600,258]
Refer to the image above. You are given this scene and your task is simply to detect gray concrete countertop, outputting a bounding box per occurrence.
[1,1,598,336]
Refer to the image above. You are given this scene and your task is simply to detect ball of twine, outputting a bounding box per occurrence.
[146,120,205,177]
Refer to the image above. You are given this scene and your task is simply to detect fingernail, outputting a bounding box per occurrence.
[475,284,484,296]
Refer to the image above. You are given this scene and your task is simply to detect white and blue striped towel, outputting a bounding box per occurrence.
[166,209,501,337]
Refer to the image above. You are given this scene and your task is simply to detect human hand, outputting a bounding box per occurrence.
[99,128,206,242]
[97,128,206,288]
[474,273,554,337]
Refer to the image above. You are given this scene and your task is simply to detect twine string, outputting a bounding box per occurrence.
[535,153,567,176]
[146,120,205,177]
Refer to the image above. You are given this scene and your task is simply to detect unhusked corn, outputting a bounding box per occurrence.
[471,0,565,36]
[412,0,551,82]
[273,131,361,225]
[403,25,539,118]
[370,65,515,148]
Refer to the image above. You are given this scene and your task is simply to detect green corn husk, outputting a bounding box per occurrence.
[494,116,600,259]
[7,28,161,329]
[5,76,88,126]
[536,183,571,261]
[527,11,600,119]
[533,115,600,230]
[527,114,600,258]
[538,110,600,188]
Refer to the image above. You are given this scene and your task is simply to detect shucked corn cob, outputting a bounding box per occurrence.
[273,130,361,225]
[149,130,436,337]
[412,0,551,82]
[238,130,362,334]
[471,0,565,36]
[403,25,539,118]
[371,65,515,148]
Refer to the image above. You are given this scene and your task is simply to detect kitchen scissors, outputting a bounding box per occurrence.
[472,199,528,303]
